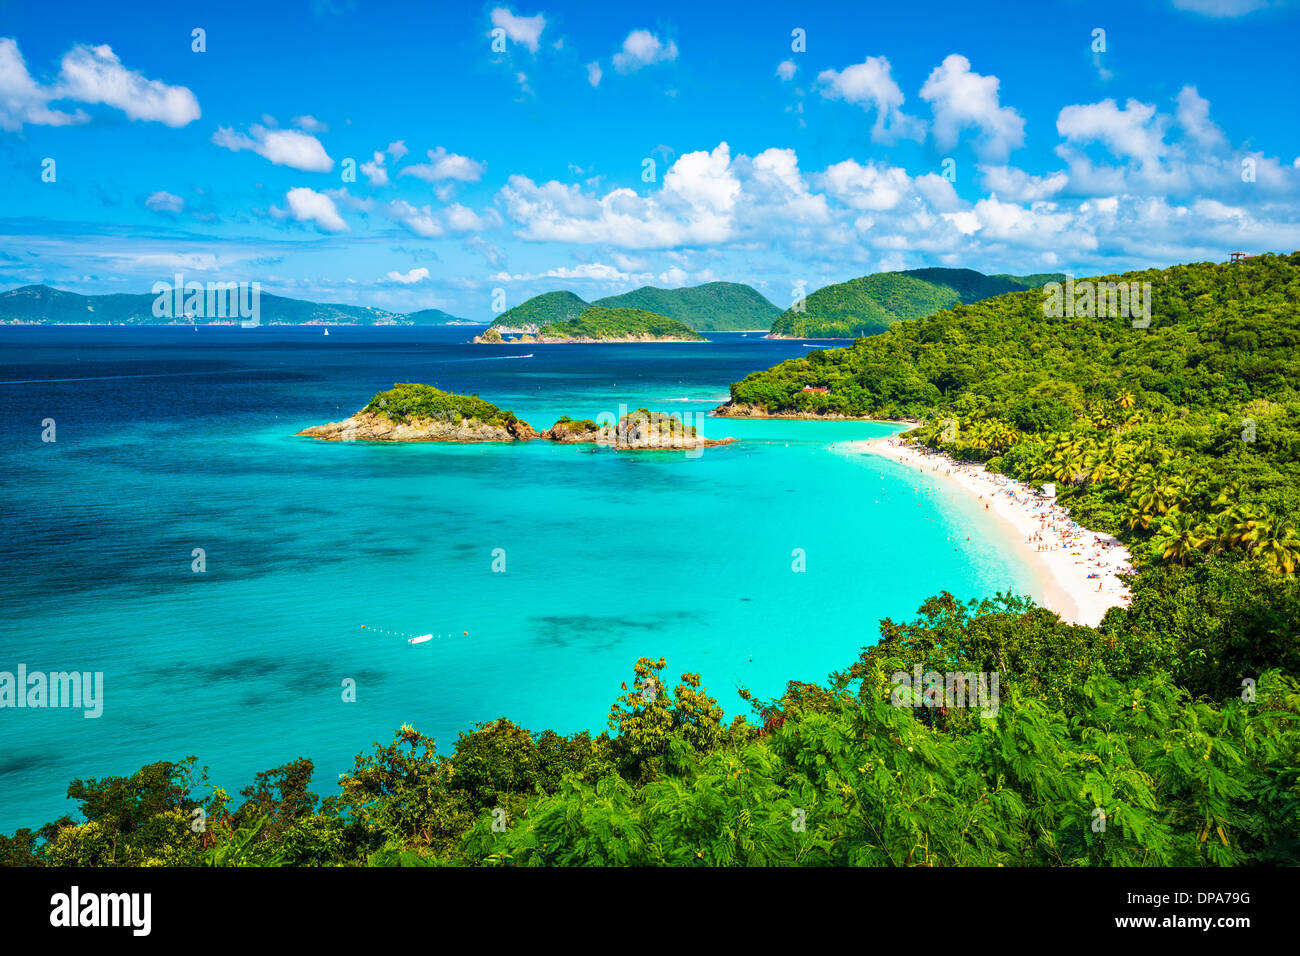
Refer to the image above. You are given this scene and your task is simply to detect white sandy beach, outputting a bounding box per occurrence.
[839,436,1133,627]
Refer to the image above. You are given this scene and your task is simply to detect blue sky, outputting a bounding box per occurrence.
[1,0,1298,318]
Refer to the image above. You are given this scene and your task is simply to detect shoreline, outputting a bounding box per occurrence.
[839,436,1133,627]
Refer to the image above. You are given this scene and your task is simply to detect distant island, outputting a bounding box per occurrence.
[0,284,471,326]
[298,383,733,450]
[766,268,1065,339]
[487,282,780,334]
[473,306,705,343]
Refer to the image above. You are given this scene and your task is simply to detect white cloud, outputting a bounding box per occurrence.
[490,262,650,283]
[0,38,86,130]
[0,38,201,131]
[400,147,486,183]
[817,56,924,143]
[386,200,499,238]
[387,200,443,238]
[612,30,678,73]
[386,267,431,284]
[501,143,835,250]
[919,54,1025,161]
[818,160,912,211]
[1174,85,1226,151]
[489,8,547,53]
[776,59,797,81]
[213,124,334,172]
[586,61,602,87]
[292,114,328,132]
[274,187,348,232]
[387,140,409,160]
[144,191,184,214]
[1057,97,1166,167]
[56,43,200,127]
[360,151,389,186]
[978,165,1068,202]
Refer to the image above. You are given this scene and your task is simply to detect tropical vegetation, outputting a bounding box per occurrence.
[361,383,522,428]
[767,268,1065,338]
[536,306,705,341]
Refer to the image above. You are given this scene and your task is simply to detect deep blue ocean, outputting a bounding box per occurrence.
[0,326,1037,830]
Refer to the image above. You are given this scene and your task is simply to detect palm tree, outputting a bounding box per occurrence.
[1116,389,1136,410]
[1150,511,1204,564]
[1245,517,1300,575]
[1195,511,1238,554]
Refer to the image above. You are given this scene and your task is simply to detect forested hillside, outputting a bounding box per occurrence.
[767,268,1063,338]
[593,281,781,331]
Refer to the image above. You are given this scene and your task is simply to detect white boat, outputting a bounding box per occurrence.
[324,328,330,336]
[408,633,433,644]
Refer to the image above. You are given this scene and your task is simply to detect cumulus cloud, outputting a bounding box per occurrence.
[273,187,348,232]
[1057,97,1167,168]
[489,8,547,52]
[213,124,334,172]
[400,147,486,183]
[500,143,837,250]
[776,59,797,81]
[386,267,431,284]
[919,54,1025,161]
[387,140,409,160]
[0,38,86,130]
[978,165,1069,202]
[0,38,200,130]
[1174,85,1226,151]
[360,151,390,186]
[386,200,500,238]
[818,160,913,211]
[612,30,678,73]
[586,61,602,87]
[817,56,924,143]
[56,43,200,127]
[144,191,184,214]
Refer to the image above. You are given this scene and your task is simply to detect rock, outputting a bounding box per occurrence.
[297,411,537,443]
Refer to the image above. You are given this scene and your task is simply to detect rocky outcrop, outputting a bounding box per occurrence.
[543,412,735,450]
[297,411,537,443]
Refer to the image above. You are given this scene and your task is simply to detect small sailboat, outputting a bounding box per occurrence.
[408,633,433,645]
[323,328,330,336]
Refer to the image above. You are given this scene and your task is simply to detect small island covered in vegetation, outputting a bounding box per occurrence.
[474,306,706,343]
[297,384,732,450]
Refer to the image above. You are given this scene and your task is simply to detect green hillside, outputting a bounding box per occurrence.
[730,251,1300,577]
[767,268,1063,338]
[537,306,705,341]
[488,290,589,331]
[593,281,781,331]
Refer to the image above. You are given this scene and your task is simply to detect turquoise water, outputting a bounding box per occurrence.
[0,327,1037,829]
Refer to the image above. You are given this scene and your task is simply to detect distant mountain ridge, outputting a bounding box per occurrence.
[0,284,469,326]
[767,268,1067,338]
